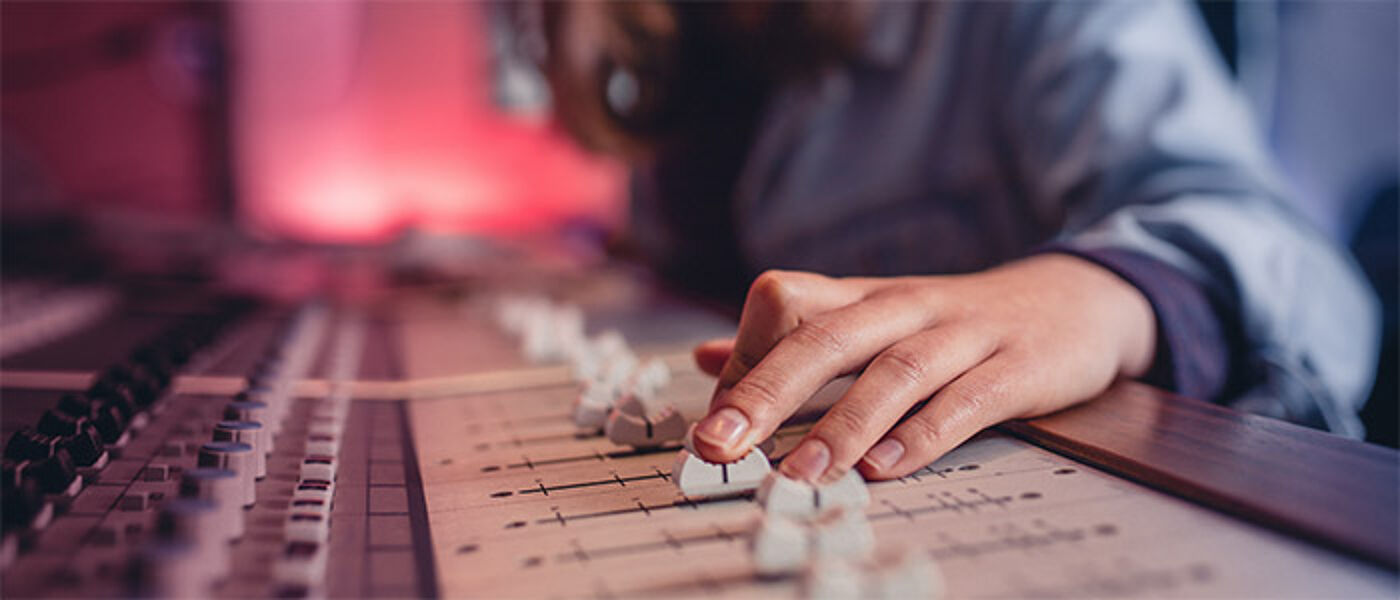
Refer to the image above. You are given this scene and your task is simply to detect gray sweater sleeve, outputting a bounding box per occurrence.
[1002,0,1379,436]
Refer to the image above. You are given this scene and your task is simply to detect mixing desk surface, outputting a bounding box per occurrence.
[1,267,1396,599]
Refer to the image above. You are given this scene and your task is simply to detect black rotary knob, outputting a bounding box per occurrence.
[56,393,95,420]
[4,428,57,461]
[88,380,137,418]
[131,346,175,386]
[37,409,81,437]
[29,449,78,494]
[92,403,129,444]
[99,365,158,409]
[2,462,47,532]
[60,423,106,467]
[119,362,162,395]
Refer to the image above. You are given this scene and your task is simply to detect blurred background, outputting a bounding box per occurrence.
[1,0,1395,444]
[2,1,624,243]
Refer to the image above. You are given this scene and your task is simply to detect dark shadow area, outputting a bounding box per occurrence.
[1354,183,1398,448]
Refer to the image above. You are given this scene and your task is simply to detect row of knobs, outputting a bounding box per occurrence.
[135,304,338,598]
[749,465,941,598]
[2,305,248,544]
[495,295,779,497]
[493,295,692,448]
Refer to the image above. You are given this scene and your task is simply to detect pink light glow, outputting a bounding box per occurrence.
[231,1,624,243]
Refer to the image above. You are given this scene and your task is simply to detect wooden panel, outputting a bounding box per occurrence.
[1000,381,1399,570]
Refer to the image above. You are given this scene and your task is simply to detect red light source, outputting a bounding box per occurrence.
[230,1,623,243]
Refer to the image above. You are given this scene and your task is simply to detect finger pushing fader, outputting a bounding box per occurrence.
[672,425,772,496]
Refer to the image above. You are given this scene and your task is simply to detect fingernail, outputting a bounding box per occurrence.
[862,439,905,471]
[781,439,831,482]
[694,408,749,449]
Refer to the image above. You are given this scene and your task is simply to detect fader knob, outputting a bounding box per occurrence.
[224,400,275,435]
[155,498,232,580]
[131,346,175,384]
[605,406,688,447]
[572,382,614,429]
[810,506,875,559]
[36,410,80,437]
[62,425,108,468]
[100,365,158,408]
[132,354,173,387]
[196,442,255,507]
[56,393,94,420]
[212,421,267,479]
[91,402,128,444]
[4,428,57,461]
[131,540,210,598]
[178,468,245,538]
[29,450,79,496]
[1,463,49,532]
[757,471,871,517]
[672,426,772,497]
[751,513,809,575]
[88,380,137,417]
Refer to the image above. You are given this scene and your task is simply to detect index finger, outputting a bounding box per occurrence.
[714,270,866,390]
[693,289,934,463]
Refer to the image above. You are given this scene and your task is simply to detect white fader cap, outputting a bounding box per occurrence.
[672,425,771,497]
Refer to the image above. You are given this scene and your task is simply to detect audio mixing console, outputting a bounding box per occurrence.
[0,267,1396,598]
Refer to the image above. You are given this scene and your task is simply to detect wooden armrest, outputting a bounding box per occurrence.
[1000,380,1399,570]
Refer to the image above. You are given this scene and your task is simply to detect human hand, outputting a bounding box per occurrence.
[689,254,1157,482]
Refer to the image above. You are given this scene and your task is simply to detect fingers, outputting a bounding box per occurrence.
[693,338,734,377]
[856,352,1033,480]
[780,322,999,483]
[714,270,867,389]
[693,289,935,463]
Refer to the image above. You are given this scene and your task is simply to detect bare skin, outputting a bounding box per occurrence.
[688,253,1157,483]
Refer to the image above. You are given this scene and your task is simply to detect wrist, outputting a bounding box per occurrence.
[1020,253,1158,377]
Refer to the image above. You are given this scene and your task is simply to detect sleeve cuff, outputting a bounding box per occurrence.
[1039,245,1231,400]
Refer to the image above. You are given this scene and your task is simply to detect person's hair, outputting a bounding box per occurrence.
[538,2,860,159]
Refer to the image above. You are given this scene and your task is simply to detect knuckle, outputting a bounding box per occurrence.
[728,372,787,415]
[896,415,948,451]
[814,404,872,442]
[787,318,848,356]
[749,270,799,308]
[873,345,928,387]
[948,375,1005,414]
[939,373,1014,429]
